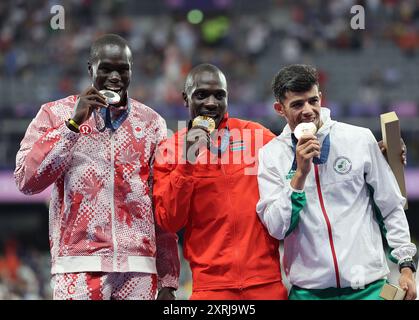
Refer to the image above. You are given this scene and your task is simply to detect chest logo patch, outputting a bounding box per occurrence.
[286,169,296,180]
[79,124,92,135]
[134,126,144,139]
[333,157,352,174]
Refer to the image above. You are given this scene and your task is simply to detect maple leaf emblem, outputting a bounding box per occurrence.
[117,145,140,165]
[138,236,155,256]
[83,174,103,202]
[117,203,132,227]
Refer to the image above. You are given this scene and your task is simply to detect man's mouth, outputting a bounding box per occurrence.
[104,86,123,96]
[200,113,219,119]
[299,117,317,125]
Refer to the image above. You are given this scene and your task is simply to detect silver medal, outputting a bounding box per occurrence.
[99,90,121,105]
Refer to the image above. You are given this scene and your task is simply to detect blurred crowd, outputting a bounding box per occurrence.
[0,0,418,118]
[0,239,51,299]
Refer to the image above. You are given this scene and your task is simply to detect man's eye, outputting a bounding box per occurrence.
[215,93,225,100]
[196,93,206,99]
[310,99,319,105]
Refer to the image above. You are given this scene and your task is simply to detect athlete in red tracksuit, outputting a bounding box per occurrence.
[14,34,179,300]
[153,64,287,300]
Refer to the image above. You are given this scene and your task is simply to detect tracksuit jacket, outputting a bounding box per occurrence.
[14,95,179,289]
[153,114,283,291]
[256,108,416,289]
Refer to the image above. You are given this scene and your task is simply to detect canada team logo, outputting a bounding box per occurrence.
[333,157,352,174]
[79,124,92,135]
[134,126,144,139]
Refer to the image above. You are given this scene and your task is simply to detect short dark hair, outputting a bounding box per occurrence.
[184,63,226,94]
[89,33,131,63]
[272,64,319,103]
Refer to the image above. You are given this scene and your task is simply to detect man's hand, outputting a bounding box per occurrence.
[399,268,417,300]
[290,134,320,190]
[184,127,210,163]
[71,87,108,125]
[157,287,176,300]
[378,138,407,166]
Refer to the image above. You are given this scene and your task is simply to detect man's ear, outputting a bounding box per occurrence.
[182,91,188,108]
[274,101,285,117]
[319,91,322,106]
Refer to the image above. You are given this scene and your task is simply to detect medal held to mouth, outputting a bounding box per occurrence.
[99,90,121,105]
[192,116,216,134]
[294,122,317,140]
[94,90,121,132]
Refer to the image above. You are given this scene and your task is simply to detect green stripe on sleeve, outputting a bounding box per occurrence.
[285,191,306,237]
[366,183,398,264]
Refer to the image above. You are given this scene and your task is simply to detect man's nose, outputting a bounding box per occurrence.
[109,71,121,81]
[302,101,313,113]
[205,95,218,107]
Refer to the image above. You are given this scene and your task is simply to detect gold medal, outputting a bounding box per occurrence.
[192,116,216,133]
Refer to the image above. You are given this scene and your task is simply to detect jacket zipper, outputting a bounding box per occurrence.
[110,133,118,270]
[220,161,242,289]
[314,164,341,288]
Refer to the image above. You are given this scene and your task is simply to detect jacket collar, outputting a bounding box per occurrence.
[217,112,229,130]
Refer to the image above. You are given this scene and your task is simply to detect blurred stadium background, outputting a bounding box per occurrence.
[0,0,418,299]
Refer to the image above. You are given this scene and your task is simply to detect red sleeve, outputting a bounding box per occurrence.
[153,133,195,233]
[14,104,79,194]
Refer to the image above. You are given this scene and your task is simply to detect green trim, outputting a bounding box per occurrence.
[289,279,386,300]
[286,170,296,180]
[285,191,306,237]
[230,146,246,151]
[366,183,398,264]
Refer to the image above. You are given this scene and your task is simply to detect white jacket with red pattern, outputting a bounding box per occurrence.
[14,95,179,289]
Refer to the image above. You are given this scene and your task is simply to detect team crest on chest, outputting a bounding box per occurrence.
[333,157,352,174]
[134,126,144,139]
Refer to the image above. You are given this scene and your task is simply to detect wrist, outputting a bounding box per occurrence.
[66,118,80,133]
[290,170,307,190]
[401,267,414,275]
[398,257,416,273]
[160,287,176,297]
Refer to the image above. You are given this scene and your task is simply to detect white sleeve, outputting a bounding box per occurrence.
[364,130,416,263]
[256,147,306,240]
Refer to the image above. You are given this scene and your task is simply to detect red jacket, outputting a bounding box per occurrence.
[153,114,282,291]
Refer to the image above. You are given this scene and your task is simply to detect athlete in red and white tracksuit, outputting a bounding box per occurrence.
[14,95,180,299]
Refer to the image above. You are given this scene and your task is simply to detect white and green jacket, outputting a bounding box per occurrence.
[256,108,416,290]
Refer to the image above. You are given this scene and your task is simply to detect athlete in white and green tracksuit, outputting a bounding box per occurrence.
[256,107,416,299]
